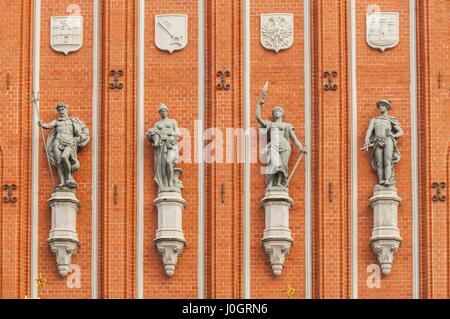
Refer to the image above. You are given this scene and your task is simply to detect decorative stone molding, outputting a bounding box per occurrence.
[154,191,186,277]
[260,187,294,277]
[369,185,402,275]
[47,191,80,277]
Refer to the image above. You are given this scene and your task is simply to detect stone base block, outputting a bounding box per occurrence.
[261,189,293,277]
[369,186,402,276]
[47,191,80,277]
[154,191,186,277]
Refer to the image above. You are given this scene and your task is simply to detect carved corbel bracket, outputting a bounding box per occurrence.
[155,239,185,277]
[48,240,79,277]
[263,240,292,277]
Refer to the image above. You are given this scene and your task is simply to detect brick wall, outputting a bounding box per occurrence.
[0,0,449,299]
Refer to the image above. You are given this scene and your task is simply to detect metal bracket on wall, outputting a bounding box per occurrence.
[328,182,333,203]
[216,71,231,91]
[221,183,225,203]
[110,70,124,89]
[0,72,10,90]
[2,184,17,203]
[113,184,118,205]
[431,182,446,202]
[323,71,337,91]
[438,71,442,89]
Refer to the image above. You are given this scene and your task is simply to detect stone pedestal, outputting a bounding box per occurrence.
[369,185,402,276]
[260,187,293,277]
[154,190,186,277]
[47,191,80,277]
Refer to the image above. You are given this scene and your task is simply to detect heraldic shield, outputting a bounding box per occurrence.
[50,16,83,55]
[260,13,294,53]
[366,12,399,52]
[155,14,188,54]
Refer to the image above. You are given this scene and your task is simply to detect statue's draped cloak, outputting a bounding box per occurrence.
[150,119,179,189]
[261,121,294,178]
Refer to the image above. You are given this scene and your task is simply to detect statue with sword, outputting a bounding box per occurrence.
[256,81,307,190]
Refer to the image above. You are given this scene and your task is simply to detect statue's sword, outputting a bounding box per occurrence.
[31,92,56,188]
[287,149,306,186]
[261,80,269,102]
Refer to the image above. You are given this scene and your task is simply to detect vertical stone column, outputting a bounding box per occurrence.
[47,190,80,277]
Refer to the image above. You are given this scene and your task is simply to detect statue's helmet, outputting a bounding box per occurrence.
[158,103,169,112]
[376,99,392,111]
[56,102,68,111]
[272,106,285,117]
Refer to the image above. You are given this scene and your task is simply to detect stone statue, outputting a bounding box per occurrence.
[146,103,183,192]
[147,103,186,276]
[362,99,404,276]
[362,100,404,186]
[256,81,307,277]
[256,85,306,189]
[38,103,90,189]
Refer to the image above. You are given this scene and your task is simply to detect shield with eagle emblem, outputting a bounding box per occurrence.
[260,14,294,53]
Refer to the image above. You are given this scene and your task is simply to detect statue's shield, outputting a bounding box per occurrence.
[50,16,83,55]
[260,13,294,53]
[366,12,399,52]
[155,14,188,54]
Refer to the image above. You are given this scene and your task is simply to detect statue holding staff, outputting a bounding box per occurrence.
[38,102,90,189]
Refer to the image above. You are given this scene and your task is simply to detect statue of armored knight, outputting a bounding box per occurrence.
[39,102,90,189]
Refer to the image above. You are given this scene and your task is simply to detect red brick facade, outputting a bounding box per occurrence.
[0,0,449,299]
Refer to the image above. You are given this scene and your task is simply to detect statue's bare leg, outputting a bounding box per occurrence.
[61,147,72,184]
[374,147,384,185]
[54,146,65,186]
[383,140,394,186]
